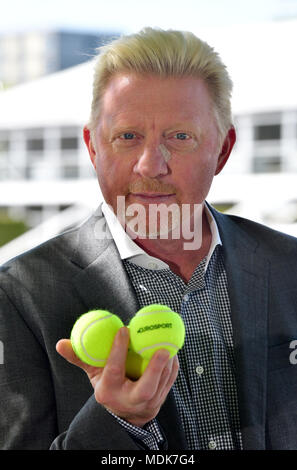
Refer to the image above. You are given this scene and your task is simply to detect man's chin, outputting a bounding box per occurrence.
[125,218,181,240]
[123,199,183,240]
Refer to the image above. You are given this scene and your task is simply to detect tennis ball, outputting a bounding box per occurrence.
[125,349,148,380]
[70,309,124,367]
[128,304,185,370]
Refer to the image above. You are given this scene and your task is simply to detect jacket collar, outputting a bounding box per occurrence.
[70,205,139,324]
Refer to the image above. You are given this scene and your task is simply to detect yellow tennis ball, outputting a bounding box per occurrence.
[125,350,149,380]
[70,309,124,367]
[128,304,185,368]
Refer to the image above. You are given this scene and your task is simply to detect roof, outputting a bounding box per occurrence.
[0,60,94,128]
[0,19,297,129]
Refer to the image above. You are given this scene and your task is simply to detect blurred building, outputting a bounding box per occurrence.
[1,19,297,263]
[0,29,118,87]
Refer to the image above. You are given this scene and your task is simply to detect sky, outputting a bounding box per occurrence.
[1,0,297,35]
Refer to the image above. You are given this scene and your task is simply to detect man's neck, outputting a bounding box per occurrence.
[131,209,212,283]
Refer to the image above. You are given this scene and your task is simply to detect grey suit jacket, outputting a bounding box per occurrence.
[1,204,297,450]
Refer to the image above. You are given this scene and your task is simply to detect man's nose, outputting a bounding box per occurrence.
[133,144,169,178]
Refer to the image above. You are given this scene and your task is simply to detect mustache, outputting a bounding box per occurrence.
[128,178,176,194]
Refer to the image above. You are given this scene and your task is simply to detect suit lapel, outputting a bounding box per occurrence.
[70,207,139,325]
[212,208,269,449]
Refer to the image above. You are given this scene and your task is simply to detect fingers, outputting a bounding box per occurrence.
[94,327,130,407]
[56,339,104,379]
[56,327,130,382]
[133,349,171,400]
[158,355,179,404]
[56,339,83,367]
[140,352,179,402]
[100,326,130,384]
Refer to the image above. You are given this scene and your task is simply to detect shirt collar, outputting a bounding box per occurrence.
[101,200,222,272]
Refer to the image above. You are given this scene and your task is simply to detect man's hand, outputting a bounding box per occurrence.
[56,326,179,428]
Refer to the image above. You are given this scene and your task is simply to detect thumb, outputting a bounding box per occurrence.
[56,339,85,368]
[56,339,104,379]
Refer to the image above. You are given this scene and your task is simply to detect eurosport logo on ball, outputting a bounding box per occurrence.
[137,323,173,334]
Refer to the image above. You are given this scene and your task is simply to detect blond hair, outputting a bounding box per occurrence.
[88,27,233,142]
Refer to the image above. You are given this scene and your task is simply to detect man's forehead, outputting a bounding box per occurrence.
[102,72,208,101]
[102,73,145,102]
[100,72,212,122]
[108,73,135,90]
[103,73,133,97]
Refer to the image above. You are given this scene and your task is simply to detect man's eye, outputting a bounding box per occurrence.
[174,132,189,140]
[120,133,135,140]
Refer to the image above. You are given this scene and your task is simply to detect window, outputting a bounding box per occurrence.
[0,139,9,152]
[61,166,79,178]
[26,138,44,151]
[254,124,281,141]
[0,132,10,153]
[61,136,78,150]
[252,156,281,173]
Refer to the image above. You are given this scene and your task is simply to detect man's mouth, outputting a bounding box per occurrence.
[129,192,176,202]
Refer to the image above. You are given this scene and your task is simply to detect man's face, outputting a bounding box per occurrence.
[84,73,234,236]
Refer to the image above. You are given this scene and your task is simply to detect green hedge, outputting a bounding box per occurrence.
[0,217,28,247]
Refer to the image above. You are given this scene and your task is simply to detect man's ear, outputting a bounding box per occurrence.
[83,125,97,169]
[215,126,236,175]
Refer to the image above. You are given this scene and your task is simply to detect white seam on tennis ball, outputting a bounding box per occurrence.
[80,314,113,362]
[136,309,172,317]
[137,342,179,354]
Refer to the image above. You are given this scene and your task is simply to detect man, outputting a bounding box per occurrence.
[1,27,297,450]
